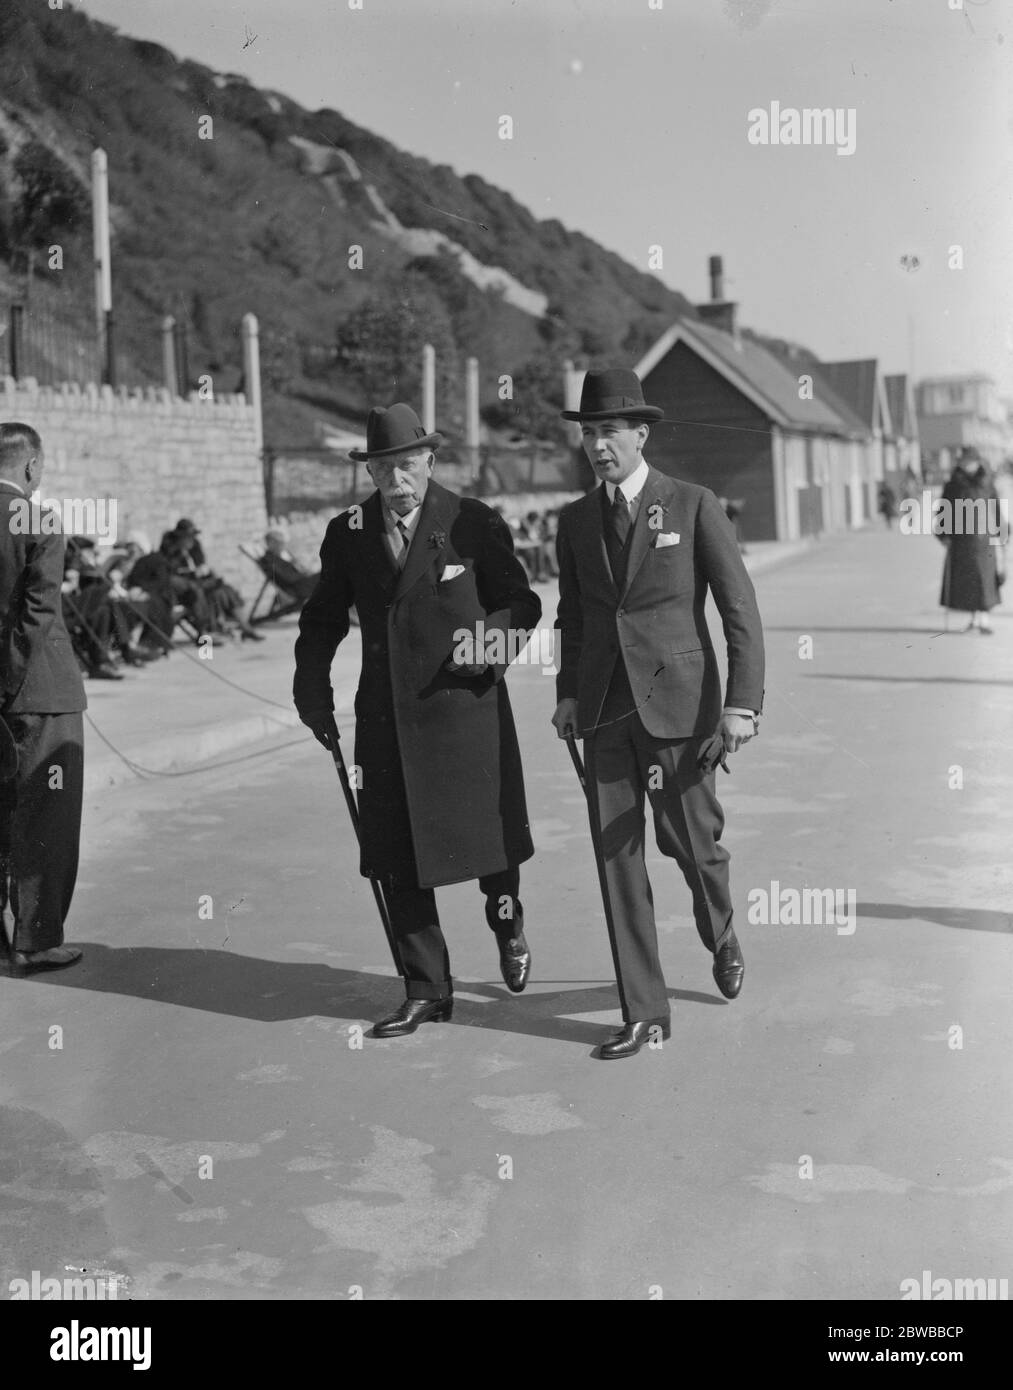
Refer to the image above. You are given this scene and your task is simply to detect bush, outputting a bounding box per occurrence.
[12,139,89,246]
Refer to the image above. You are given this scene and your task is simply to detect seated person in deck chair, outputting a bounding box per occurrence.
[261,528,319,605]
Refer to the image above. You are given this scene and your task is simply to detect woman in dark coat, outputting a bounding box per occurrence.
[936,455,1003,633]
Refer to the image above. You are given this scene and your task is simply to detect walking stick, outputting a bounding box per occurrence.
[565,730,620,946]
[323,715,406,981]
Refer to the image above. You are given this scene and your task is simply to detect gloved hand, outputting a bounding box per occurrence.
[697,730,730,775]
[299,709,338,751]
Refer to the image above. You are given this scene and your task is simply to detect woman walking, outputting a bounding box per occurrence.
[937,449,1004,634]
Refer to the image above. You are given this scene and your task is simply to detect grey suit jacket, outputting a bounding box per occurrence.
[554,466,764,738]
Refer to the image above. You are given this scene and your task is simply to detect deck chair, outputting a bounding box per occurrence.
[239,543,310,625]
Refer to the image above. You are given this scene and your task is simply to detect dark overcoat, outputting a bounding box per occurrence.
[294,481,541,889]
[937,474,1001,613]
[0,484,87,715]
[555,467,764,737]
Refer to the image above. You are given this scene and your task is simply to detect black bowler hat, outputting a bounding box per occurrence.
[174,518,201,535]
[561,368,663,423]
[349,403,443,462]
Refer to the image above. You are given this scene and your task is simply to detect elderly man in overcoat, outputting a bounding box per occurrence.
[294,403,541,1037]
[552,369,765,1059]
[0,422,87,972]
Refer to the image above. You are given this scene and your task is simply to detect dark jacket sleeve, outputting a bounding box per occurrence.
[3,530,67,705]
[292,517,354,715]
[695,489,765,713]
[473,509,542,682]
[553,507,582,703]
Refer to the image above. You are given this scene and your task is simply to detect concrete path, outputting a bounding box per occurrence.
[2,522,1010,1300]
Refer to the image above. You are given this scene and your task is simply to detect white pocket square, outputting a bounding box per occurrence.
[654,532,680,548]
[440,564,466,581]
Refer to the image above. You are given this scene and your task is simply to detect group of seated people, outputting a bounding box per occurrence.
[506,508,561,584]
[60,518,314,681]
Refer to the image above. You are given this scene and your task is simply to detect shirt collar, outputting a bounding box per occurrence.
[0,478,27,496]
[383,501,422,535]
[605,457,649,505]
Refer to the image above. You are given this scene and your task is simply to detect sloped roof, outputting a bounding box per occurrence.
[814,359,883,432]
[636,317,859,436]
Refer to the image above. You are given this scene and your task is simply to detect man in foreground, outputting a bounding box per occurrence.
[294,403,541,1036]
[552,369,765,1059]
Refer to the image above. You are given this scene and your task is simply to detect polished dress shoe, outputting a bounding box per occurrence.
[13,946,83,973]
[598,1018,670,1060]
[88,661,124,680]
[712,931,744,999]
[372,996,453,1038]
[497,931,531,993]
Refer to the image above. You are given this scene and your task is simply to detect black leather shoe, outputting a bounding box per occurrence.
[372,996,453,1038]
[713,931,744,999]
[13,946,83,973]
[597,1018,670,1060]
[497,932,531,993]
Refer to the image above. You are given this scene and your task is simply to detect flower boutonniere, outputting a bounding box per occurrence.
[429,529,446,550]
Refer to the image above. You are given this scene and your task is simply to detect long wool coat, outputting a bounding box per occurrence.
[937,473,1001,613]
[294,482,541,889]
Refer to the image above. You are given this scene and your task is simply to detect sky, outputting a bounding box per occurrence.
[73,0,1013,394]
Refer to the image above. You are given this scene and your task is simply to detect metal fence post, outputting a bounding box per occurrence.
[9,303,24,380]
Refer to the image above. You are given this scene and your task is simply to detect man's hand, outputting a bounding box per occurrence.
[444,657,489,678]
[721,712,756,754]
[552,698,579,740]
[299,709,338,751]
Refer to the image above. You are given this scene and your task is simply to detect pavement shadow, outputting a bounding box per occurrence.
[857,903,1013,935]
[763,625,953,636]
[805,673,1013,687]
[0,945,728,1047]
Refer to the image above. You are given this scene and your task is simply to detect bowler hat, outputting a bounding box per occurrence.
[349,403,443,462]
[561,368,663,422]
[174,518,201,535]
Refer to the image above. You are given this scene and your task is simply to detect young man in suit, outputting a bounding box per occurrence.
[0,422,87,972]
[294,403,541,1036]
[551,369,765,1059]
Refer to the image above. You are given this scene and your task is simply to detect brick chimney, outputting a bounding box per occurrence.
[696,254,739,340]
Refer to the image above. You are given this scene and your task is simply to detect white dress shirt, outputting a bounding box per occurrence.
[382,500,423,568]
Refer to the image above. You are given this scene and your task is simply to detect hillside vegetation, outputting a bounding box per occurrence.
[0,0,700,447]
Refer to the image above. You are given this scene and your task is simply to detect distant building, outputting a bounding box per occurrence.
[635,256,893,541]
[916,374,1011,475]
[883,373,922,483]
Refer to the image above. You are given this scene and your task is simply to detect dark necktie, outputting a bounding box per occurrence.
[396,519,410,569]
[610,489,631,546]
[604,487,632,588]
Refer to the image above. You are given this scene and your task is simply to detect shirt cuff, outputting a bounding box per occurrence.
[723,707,757,718]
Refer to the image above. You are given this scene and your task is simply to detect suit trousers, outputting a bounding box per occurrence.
[584,663,734,1022]
[386,868,523,1000]
[0,711,84,952]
